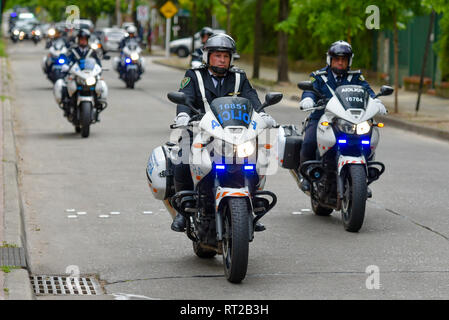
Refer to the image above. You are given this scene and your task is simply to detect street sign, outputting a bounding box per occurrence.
[137,5,149,22]
[160,1,178,19]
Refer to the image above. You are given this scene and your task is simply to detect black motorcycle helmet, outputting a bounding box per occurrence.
[202,33,236,75]
[77,29,91,41]
[326,40,353,75]
[200,27,214,38]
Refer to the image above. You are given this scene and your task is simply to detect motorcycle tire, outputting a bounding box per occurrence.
[75,126,81,133]
[193,242,217,259]
[80,101,92,138]
[222,197,250,283]
[341,165,367,232]
[127,69,136,89]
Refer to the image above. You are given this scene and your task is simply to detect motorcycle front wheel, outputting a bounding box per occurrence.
[222,198,250,283]
[79,101,92,138]
[341,165,367,232]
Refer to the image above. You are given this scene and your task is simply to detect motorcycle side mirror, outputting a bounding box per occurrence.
[297,81,324,99]
[257,92,283,112]
[168,91,187,105]
[265,92,283,106]
[234,53,240,61]
[375,85,394,98]
[168,92,201,115]
[297,81,314,91]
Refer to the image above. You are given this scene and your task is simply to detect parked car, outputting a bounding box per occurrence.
[99,28,127,52]
[169,29,225,58]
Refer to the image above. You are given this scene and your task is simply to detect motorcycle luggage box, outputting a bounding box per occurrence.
[146,144,175,200]
[278,125,302,169]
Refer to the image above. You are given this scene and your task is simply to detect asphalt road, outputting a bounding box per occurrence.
[7,41,449,300]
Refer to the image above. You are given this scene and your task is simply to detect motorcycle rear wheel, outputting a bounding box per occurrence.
[341,165,367,232]
[222,198,250,283]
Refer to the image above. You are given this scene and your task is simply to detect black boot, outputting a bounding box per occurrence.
[171,213,186,232]
[255,221,266,232]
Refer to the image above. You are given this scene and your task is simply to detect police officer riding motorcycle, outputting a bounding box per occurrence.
[53,29,109,137]
[285,40,391,232]
[114,25,145,88]
[147,33,281,282]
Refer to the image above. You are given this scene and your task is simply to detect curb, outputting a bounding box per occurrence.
[1,56,34,300]
[152,59,188,72]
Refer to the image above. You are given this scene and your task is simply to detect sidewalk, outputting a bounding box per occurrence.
[0,49,34,300]
[151,46,449,142]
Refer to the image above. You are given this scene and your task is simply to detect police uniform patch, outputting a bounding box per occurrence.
[310,77,316,83]
[180,77,191,89]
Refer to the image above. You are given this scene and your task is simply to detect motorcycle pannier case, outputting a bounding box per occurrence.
[277,125,302,169]
[146,145,174,200]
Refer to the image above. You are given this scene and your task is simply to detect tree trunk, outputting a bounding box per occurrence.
[191,1,197,54]
[252,0,263,79]
[393,12,399,113]
[277,0,289,83]
[415,10,436,115]
[226,4,231,34]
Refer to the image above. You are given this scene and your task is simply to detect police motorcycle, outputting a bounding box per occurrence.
[31,26,42,44]
[42,38,70,83]
[147,89,282,283]
[114,39,145,89]
[11,27,25,43]
[279,81,393,232]
[53,57,108,138]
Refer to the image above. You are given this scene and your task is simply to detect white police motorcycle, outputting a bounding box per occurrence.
[53,57,108,138]
[114,39,145,89]
[278,81,393,232]
[146,89,282,283]
[42,38,69,83]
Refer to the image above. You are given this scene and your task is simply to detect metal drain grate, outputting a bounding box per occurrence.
[30,275,102,296]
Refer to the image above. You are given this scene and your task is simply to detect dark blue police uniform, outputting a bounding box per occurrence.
[300,65,375,164]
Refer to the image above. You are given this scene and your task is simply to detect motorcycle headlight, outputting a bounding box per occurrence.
[13,30,19,35]
[336,119,356,134]
[35,30,41,36]
[130,52,139,61]
[237,141,256,158]
[85,76,97,86]
[90,43,99,50]
[356,121,371,135]
[48,28,55,37]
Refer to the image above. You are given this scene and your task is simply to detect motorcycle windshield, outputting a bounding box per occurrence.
[79,58,97,71]
[126,39,139,51]
[210,97,253,128]
[54,39,65,50]
[335,85,369,110]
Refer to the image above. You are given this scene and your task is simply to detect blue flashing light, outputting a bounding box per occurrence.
[125,58,132,64]
[361,140,370,145]
[215,164,226,170]
[244,165,255,171]
[338,139,347,144]
[11,13,17,18]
